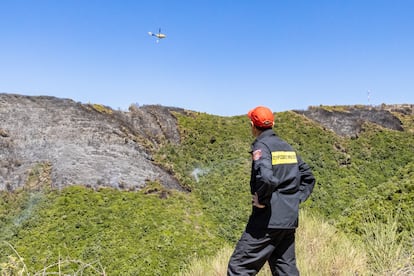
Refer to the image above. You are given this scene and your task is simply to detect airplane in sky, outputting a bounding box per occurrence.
[148,28,166,43]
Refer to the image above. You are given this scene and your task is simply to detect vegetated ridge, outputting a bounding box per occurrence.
[1,93,412,192]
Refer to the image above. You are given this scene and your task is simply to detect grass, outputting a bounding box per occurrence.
[1,241,107,275]
[179,209,414,276]
[178,209,369,276]
[360,213,414,275]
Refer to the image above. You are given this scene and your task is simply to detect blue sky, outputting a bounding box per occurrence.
[1,0,413,116]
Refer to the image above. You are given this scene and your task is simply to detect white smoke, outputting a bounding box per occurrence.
[191,167,210,182]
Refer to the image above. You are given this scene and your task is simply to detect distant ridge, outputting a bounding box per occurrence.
[295,104,413,137]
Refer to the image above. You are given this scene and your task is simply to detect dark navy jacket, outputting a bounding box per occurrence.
[246,129,315,232]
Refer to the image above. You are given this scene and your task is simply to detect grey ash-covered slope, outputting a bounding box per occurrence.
[294,105,411,137]
[0,93,185,191]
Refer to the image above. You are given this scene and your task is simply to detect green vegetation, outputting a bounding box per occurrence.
[1,107,413,275]
[0,186,223,275]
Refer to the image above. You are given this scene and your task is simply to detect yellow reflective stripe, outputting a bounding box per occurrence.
[271,151,297,165]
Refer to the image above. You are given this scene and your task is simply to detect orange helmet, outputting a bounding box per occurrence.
[248,106,274,129]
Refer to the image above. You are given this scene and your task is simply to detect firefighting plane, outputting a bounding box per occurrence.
[148,28,166,43]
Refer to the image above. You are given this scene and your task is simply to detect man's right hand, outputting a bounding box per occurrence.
[252,193,266,208]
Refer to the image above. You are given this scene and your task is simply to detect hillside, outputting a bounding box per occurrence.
[294,104,410,137]
[1,93,413,275]
[2,93,412,192]
[0,93,185,192]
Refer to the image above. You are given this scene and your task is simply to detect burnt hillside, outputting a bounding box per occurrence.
[0,93,186,192]
[295,104,412,137]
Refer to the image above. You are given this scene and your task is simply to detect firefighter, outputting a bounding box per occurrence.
[227,106,316,276]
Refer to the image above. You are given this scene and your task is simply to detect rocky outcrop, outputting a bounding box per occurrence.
[294,105,409,137]
[0,93,186,192]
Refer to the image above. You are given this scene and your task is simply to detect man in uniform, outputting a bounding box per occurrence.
[227,106,316,276]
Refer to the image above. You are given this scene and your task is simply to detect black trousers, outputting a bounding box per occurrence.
[227,228,299,276]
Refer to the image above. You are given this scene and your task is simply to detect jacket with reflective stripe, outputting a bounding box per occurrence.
[247,129,316,231]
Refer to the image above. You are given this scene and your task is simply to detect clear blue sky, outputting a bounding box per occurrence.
[1,0,413,116]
